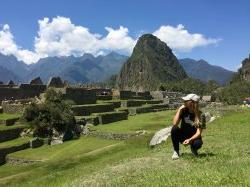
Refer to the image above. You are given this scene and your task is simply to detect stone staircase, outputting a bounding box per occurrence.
[72,102,129,126]
[74,99,172,126]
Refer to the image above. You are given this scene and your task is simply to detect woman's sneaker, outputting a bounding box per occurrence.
[172,151,180,160]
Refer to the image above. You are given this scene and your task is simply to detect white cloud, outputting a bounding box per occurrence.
[0,17,220,64]
[0,24,40,64]
[34,17,102,57]
[101,26,136,53]
[153,24,221,52]
[34,17,136,57]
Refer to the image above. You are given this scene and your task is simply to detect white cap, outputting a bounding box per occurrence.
[181,93,200,102]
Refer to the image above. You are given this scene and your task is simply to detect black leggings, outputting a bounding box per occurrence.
[171,126,203,154]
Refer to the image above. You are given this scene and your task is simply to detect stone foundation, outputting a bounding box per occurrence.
[96,95,113,100]
[0,84,46,103]
[92,111,128,124]
[76,116,99,126]
[1,98,34,114]
[88,131,133,140]
[121,99,163,107]
[6,156,41,165]
[72,103,115,116]
[104,101,121,108]
[63,87,96,105]
[128,103,170,115]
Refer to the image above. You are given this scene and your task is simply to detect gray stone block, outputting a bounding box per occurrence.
[93,111,128,124]
[72,103,115,116]
[30,138,44,148]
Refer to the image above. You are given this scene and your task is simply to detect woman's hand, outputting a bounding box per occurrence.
[179,105,186,111]
[183,139,191,145]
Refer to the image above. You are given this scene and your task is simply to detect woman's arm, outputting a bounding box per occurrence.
[173,105,185,126]
[183,128,202,145]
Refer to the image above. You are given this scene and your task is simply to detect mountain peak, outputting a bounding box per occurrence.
[116,34,187,91]
[107,51,119,56]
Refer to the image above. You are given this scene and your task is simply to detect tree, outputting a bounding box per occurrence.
[22,88,79,139]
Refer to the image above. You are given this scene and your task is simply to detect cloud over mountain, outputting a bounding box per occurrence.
[0,16,220,64]
[153,24,221,52]
[0,24,40,63]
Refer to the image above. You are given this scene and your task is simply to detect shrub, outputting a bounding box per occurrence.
[22,88,79,139]
[217,81,250,104]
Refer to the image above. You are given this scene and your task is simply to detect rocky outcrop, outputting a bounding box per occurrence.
[238,56,250,81]
[116,34,187,91]
[231,55,250,83]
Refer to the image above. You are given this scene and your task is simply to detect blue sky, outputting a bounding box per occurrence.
[0,0,250,71]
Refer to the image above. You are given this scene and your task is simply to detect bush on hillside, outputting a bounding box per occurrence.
[22,88,79,139]
[217,81,250,104]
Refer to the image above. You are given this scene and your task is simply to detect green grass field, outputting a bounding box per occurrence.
[0,106,249,187]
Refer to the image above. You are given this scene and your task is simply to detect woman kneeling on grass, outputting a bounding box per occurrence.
[171,93,204,160]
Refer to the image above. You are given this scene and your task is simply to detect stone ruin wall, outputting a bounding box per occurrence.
[150,91,184,104]
[0,77,185,113]
[63,87,97,105]
[91,88,112,96]
[1,98,34,114]
[0,84,46,104]
[118,90,152,100]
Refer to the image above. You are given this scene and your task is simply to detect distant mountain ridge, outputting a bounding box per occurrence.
[179,58,235,85]
[0,53,29,82]
[0,52,235,85]
[0,52,128,84]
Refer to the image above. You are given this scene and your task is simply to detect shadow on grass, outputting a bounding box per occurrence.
[198,152,216,157]
[181,152,216,159]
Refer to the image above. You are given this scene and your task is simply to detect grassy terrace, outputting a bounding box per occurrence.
[0,106,249,186]
[90,110,175,133]
[0,137,31,149]
[96,99,122,103]
[8,137,119,161]
[0,123,28,131]
[0,113,20,121]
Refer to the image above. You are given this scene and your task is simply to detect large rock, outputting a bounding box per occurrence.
[30,77,43,85]
[150,127,172,147]
[47,77,64,88]
[29,138,44,148]
[116,34,187,91]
